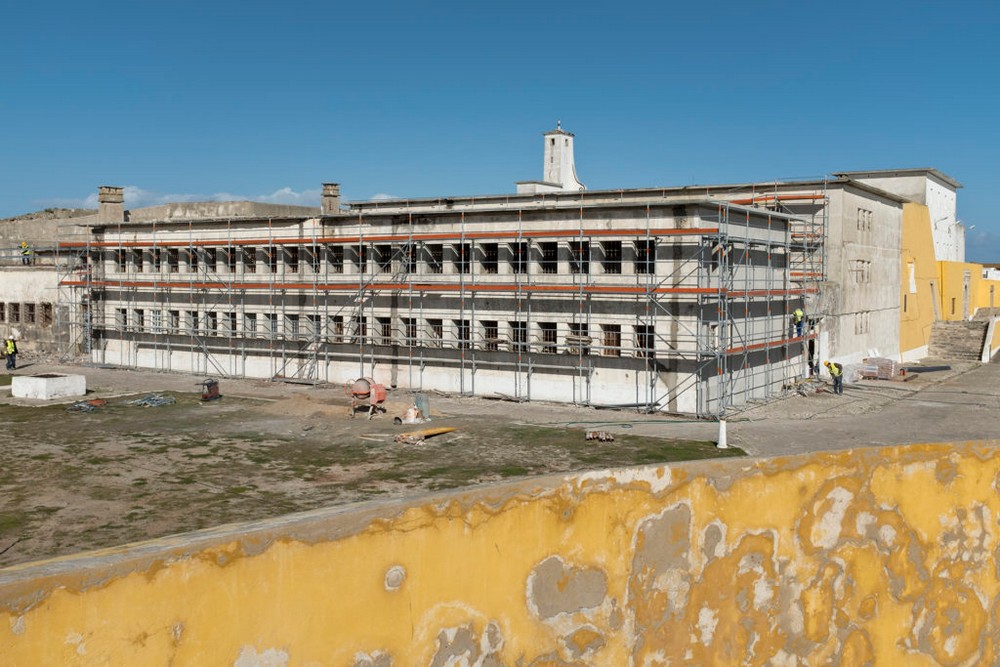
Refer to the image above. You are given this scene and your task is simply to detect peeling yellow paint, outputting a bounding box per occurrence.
[4,443,1000,665]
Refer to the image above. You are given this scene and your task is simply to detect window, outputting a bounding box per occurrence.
[510,321,527,352]
[401,244,417,273]
[454,243,471,274]
[857,207,873,232]
[539,322,558,353]
[306,314,321,340]
[455,319,470,349]
[402,317,417,346]
[243,312,257,336]
[116,250,127,272]
[569,241,590,274]
[188,311,199,334]
[568,322,590,355]
[286,314,300,338]
[851,259,872,284]
[854,311,871,335]
[352,245,368,273]
[205,248,217,273]
[40,303,53,326]
[115,307,126,329]
[226,247,237,273]
[328,245,344,273]
[307,245,321,273]
[151,248,162,272]
[0,303,5,321]
[635,240,655,274]
[167,249,179,273]
[206,312,218,335]
[266,313,278,336]
[510,242,528,274]
[635,325,655,358]
[951,298,956,316]
[267,246,278,274]
[188,248,199,273]
[133,309,145,331]
[243,247,257,273]
[24,303,36,324]
[482,243,499,274]
[169,310,180,332]
[482,320,499,351]
[427,244,444,274]
[427,318,443,347]
[151,310,162,333]
[352,315,367,343]
[329,315,344,342]
[602,241,622,274]
[376,245,393,273]
[378,317,393,345]
[131,249,143,272]
[226,312,237,335]
[602,324,621,357]
[286,247,300,273]
[540,242,558,274]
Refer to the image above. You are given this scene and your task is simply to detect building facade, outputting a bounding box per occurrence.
[46,128,979,413]
[59,185,811,417]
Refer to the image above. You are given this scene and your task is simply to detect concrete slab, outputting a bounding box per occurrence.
[11,373,86,399]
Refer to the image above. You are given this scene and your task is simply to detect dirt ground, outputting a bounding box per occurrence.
[0,361,739,567]
[1,356,998,568]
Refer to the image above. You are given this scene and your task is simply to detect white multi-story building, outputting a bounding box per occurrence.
[52,128,968,414]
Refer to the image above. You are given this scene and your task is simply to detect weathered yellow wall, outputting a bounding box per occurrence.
[937,260,1000,322]
[900,203,938,357]
[5,443,1000,665]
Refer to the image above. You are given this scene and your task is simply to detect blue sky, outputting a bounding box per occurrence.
[2,1,998,259]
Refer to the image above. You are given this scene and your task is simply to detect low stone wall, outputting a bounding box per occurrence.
[2,442,1000,664]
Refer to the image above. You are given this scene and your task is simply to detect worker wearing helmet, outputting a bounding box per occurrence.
[793,307,805,337]
[824,360,843,395]
[19,241,31,265]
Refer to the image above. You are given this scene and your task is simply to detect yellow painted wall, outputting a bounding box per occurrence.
[899,203,938,357]
[936,261,1000,353]
[5,443,1000,665]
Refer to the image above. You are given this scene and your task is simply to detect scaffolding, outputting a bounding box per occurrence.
[55,197,820,417]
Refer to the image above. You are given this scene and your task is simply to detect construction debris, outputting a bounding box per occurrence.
[585,430,615,442]
[394,427,456,445]
[199,379,221,401]
[393,404,428,425]
[127,394,176,408]
[66,398,108,413]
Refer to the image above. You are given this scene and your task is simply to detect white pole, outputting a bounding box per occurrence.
[716,419,728,449]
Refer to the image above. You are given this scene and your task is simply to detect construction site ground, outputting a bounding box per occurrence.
[1,357,997,567]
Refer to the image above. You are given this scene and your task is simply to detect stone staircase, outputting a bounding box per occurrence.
[928,320,989,360]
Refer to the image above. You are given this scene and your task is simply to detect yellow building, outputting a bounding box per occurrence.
[899,202,1000,361]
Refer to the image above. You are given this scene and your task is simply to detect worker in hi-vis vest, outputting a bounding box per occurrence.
[824,360,843,395]
[793,307,804,337]
[19,241,31,265]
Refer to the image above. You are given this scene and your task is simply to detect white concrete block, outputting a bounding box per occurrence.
[11,373,87,400]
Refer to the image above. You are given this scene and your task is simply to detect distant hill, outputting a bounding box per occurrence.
[1,208,96,224]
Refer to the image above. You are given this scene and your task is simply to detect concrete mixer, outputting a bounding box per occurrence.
[345,377,387,419]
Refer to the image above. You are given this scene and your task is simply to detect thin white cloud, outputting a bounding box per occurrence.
[370,192,399,201]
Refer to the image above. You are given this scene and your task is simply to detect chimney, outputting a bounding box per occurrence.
[98,186,125,224]
[321,183,341,215]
